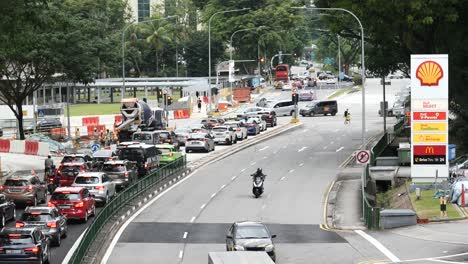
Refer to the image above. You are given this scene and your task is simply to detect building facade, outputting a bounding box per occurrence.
[128,0,164,22]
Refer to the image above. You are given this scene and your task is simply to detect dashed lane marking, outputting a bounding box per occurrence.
[250,161,257,165]
[299,163,304,167]
[259,146,270,151]
[298,147,307,152]
[323,146,328,150]
[190,216,196,223]
[241,168,246,172]
[289,169,295,173]
[183,232,188,239]
[178,250,184,258]
[336,147,344,152]
[211,193,217,198]
[220,184,226,189]
[280,176,286,181]
[200,204,206,209]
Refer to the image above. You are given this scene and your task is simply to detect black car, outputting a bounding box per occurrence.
[0,227,50,263]
[91,150,117,171]
[201,118,225,129]
[16,206,68,246]
[24,118,62,134]
[256,111,277,127]
[0,194,16,227]
[118,143,161,177]
[226,221,277,261]
[154,130,180,149]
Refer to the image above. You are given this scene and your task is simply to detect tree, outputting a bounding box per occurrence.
[145,23,172,74]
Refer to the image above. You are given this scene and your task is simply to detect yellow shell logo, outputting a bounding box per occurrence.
[416,60,443,86]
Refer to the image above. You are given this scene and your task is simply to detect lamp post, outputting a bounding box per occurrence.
[208,8,250,112]
[122,15,178,101]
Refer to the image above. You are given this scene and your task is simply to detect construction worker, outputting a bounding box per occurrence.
[93,128,99,141]
[99,128,106,147]
[105,129,111,146]
[111,130,118,144]
[75,128,81,148]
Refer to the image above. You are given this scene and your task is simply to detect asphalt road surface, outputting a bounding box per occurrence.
[104,79,404,264]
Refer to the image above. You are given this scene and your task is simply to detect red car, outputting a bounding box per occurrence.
[58,162,89,187]
[48,187,96,222]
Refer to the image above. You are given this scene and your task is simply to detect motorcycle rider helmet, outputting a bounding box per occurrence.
[256,168,262,175]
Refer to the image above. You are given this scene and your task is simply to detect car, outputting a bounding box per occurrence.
[185,133,215,153]
[101,160,138,190]
[226,221,277,262]
[0,227,50,263]
[201,118,225,130]
[118,143,161,177]
[72,172,116,205]
[325,78,336,84]
[174,127,191,146]
[281,83,292,91]
[264,100,295,116]
[189,124,210,134]
[256,98,274,108]
[298,88,314,101]
[0,194,15,227]
[60,153,93,166]
[155,144,183,166]
[24,118,62,135]
[153,130,180,149]
[91,149,117,171]
[224,121,248,140]
[300,100,338,117]
[211,126,237,145]
[16,206,68,246]
[0,175,47,206]
[256,111,277,127]
[132,131,162,145]
[239,107,266,116]
[0,127,3,137]
[246,115,267,132]
[48,187,96,222]
[58,162,90,187]
[245,119,261,135]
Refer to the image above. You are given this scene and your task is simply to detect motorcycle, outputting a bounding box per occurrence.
[47,177,57,194]
[252,174,265,198]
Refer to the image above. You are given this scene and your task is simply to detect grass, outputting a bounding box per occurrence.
[327,85,362,99]
[410,189,461,219]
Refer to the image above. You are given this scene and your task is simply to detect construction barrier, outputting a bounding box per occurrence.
[0,139,10,153]
[173,109,190,119]
[51,127,67,136]
[37,142,50,156]
[218,103,228,112]
[24,141,39,155]
[82,116,99,127]
[87,125,106,137]
[114,115,123,127]
[10,140,25,154]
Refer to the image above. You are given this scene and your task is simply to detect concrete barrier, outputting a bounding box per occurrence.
[0,139,10,153]
[37,142,50,157]
[9,140,25,154]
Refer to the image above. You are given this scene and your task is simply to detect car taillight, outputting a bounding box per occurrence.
[0,186,4,191]
[47,201,55,207]
[95,186,105,191]
[124,171,129,177]
[47,222,57,228]
[80,169,85,173]
[269,115,272,118]
[144,163,149,169]
[74,201,84,208]
[168,153,173,157]
[24,247,39,253]
[15,222,25,228]
[23,185,33,191]
[236,128,241,131]
[57,170,61,174]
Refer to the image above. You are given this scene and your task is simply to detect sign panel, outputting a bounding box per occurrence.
[356,150,370,165]
[413,123,447,132]
[413,134,447,143]
[228,60,235,83]
[413,111,446,121]
[411,54,449,182]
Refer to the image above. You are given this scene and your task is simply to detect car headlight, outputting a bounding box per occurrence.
[234,245,245,251]
[265,244,275,252]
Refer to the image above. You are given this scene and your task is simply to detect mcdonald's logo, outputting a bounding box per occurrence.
[413,145,446,156]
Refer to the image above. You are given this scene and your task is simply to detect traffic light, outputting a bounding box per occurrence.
[292,93,299,104]
[259,57,265,63]
[167,96,173,105]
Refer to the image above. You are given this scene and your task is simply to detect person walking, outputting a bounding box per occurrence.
[44,155,54,178]
[344,109,349,124]
[197,97,202,113]
[74,127,81,148]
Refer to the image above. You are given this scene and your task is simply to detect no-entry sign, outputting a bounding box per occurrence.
[356,150,370,165]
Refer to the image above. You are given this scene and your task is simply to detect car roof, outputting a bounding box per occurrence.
[154,130,170,133]
[6,175,34,181]
[76,172,105,177]
[234,221,266,227]
[124,144,155,149]
[190,133,208,137]
[24,206,55,214]
[64,153,88,157]
[54,187,83,193]
[212,125,229,128]
[0,227,36,235]
[93,150,114,157]
[103,160,126,165]
[62,162,85,166]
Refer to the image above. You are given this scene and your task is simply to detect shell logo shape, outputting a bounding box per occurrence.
[416,60,443,86]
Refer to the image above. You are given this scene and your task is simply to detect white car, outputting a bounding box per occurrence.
[325,78,336,84]
[246,116,267,132]
[72,172,116,205]
[281,83,292,91]
[211,126,237,145]
[224,121,248,140]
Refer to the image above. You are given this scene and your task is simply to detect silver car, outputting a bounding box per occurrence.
[264,100,295,116]
[212,126,237,145]
[224,121,248,140]
[185,133,215,153]
[72,172,116,205]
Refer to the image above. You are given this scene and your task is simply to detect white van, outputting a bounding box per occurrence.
[265,100,295,116]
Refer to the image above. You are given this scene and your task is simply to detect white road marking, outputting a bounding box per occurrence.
[298,147,307,152]
[334,129,340,132]
[280,176,286,181]
[231,176,237,180]
[62,228,87,264]
[330,141,334,144]
[200,204,206,209]
[323,146,328,150]
[336,147,344,152]
[190,216,196,223]
[262,204,266,209]
[273,151,278,154]
[250,161,257,165]
[289,169,295,173]
[211,193,217,198]
[179,250,184,258]
[220,184,226,189]
[183,232,188,239]
[241,168,246,172]
[263,156,268,159]
[259,146,269,151]
[299,163,304,167]
[354,230,400,262]
[303,129,309,133]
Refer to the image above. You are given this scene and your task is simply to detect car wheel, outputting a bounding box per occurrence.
[290,110,295,116]
[227,139,232,145]
[39,255,44,264]
[13,208,16,220]
[91,205,96,216]
[309,112,315,117]
[62,225,68,238]
[45,247,51,264]
[105,193,109,204]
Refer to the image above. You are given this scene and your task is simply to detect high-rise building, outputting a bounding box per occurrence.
[128,0,164,22]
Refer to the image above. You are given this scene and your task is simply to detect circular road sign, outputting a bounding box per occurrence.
[356,150,370,165]
[91,143,101,153]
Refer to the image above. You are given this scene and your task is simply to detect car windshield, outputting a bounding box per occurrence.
[62,166,82,172]
[0,235,34,245]
[21,213,53,222]
[235,226,270,239]
[102,164,126,172]
[4,180,28,187]
[51,192,80,201]
[225,123,237,128]
[62,157,85,163]
[246,118,257,123]
[119,149,145,161]
[212,127,227,132]
[306,103,317,108]
[74,176,100,184]
[189,134,205,139]
[157,133,169,139]
[133,133,152,140]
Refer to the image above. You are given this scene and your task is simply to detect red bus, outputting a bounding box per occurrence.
[275,64,289,82]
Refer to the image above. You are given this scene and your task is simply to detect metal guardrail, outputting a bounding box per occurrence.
[69,156,187,264]
[393,117,406,135]
[362,164,380,230]
[370,133,388,166]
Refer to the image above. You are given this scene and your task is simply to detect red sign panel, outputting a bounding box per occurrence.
[413,145,446,156]
[413,112,446,121]
[174,109,190,119]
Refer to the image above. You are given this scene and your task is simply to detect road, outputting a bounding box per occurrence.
[104,79,406,263]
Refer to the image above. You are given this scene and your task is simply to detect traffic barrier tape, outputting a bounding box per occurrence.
[218,103,228,111]
[82,116,100,126]
[9,140,25,154]
[24,141,39,155]
[51,127,67,135]
[0,139,10,153]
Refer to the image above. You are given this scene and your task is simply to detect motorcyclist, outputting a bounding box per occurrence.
[44,155,54,178]
[252,168,266,180]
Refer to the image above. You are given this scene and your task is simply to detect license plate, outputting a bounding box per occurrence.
[215,133,223,136]
[86,187,93,190]
[10,188,22,193]
[190,141,200,145]
[6,250,22,254]
[60,205,71,209]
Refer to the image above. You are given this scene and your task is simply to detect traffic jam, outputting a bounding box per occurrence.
[0,97,281,263]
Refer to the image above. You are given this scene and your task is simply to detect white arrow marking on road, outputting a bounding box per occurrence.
[298,147,307,152]
[259,146,269,151]
[299,163,304,167]
[336,147,344,152]
[183,232,188,239]
[179,250,184,258]
[200,204,206,209]
[280,176,286,181]
[190,216,196,223]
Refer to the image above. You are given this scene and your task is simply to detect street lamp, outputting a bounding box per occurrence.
[121,15,178,101]
[291,6,366,148]
[208,8,250,112]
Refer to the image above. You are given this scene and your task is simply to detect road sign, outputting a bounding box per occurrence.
[228,60,235,83]
[356,150,370,165]
[91,143,100,153]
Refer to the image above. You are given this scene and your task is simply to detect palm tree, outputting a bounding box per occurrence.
[145,24,172,74]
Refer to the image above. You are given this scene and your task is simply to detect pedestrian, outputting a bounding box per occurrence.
[44,155,54,178]
[105,129,111,146]
[74,127,81,148]
[344,109,349,124]
[346,112,351,124]
[440,195,448,218]
[99,129,106,147]
[197,97,202,113]
[93,128,99,141]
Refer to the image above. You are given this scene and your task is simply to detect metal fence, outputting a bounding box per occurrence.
[393,117,406,135]
[362,164,380,229]
[370,133,388,166]
[69,156,187,264]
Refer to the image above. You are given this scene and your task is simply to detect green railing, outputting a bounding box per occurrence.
[370,133,388,165]
[69,156,187,264]
[362,164,380,229]
[393,117,406,135]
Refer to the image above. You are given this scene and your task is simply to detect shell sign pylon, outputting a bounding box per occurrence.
[416,61,444,86]
[411,54,449,183]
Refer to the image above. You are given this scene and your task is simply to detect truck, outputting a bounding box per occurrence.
[208,252,275,264]
[116,98,160,142]
[290,65,308,79]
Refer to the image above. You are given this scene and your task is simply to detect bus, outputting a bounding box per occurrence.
[275,64,289,83]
